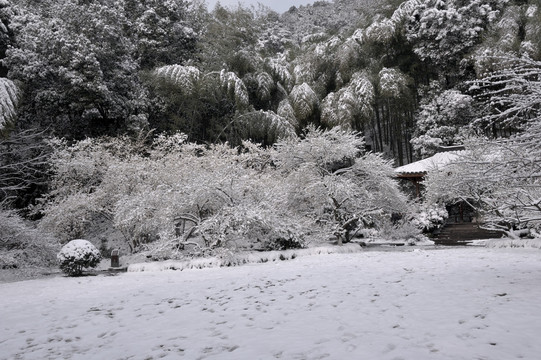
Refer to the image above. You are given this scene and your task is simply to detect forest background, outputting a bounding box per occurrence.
[0,0,540,271]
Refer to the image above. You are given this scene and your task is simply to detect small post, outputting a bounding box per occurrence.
[111,249,120,268]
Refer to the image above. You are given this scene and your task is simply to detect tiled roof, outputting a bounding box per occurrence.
[395,151,466,176]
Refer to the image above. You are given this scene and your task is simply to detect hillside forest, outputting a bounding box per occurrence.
[0,0,540,270]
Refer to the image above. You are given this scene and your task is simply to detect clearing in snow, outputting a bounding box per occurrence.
[1,247,540,360]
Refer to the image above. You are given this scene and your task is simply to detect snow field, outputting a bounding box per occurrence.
[1,247,540,360]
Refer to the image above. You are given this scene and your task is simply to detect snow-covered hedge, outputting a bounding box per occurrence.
[485,238,541,249]
[57,239,101,276]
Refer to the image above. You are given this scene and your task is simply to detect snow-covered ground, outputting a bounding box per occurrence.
[1,247,540,360]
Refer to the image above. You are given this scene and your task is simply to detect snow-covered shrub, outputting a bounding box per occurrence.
[0,209,59,270]
[485,238,541,249]
[57,239,101,276]
[262,230,306,251]
[357,228,379,240]
[411,205,448,232]
[377,218,423,243]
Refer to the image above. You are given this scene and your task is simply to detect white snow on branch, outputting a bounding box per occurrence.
[154,65,200,93]
[0,78,19,129]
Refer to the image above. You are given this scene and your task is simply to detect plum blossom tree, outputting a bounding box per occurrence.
[40,128,412,255]
[273,126,409,244]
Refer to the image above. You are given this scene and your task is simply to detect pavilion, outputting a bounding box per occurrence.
[394,149,465,198]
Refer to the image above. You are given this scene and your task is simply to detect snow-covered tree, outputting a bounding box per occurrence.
[425,56,541,238]
[273,126,363,173]
[365,17,395,44]
[57,239,101,276]
[389,0,423,25]
[471,56,541,131]
[265,57,293,92]
[5,1,147,136]
[0,129,52,207]
[471,3,540,74]
[277,99,298,129]
[321,90,353,130]
[425,132,541,238]
[236,110,296,145]
[349,72,375,119]
[378,67,411,99]
[405,0,505,72]
[150,66,250,142]
[411,87,475,157]
[220,70,250,110]
[0,0,14,77]
[123,0,197,69]
[274,126,409,244]
[0,208,58,270]
[198,4,262,73]
[153,65,201,94]
[335,38,364,85]
[321,71,374,131]
[289,83,319,128]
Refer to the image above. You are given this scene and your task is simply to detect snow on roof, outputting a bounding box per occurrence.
[395,151,466,176]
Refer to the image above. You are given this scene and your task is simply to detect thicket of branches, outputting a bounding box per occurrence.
[0,0,540,266]
[38,128,412,258]
[425,56,541,238]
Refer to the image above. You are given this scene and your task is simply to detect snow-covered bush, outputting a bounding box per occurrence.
[261,229,306,251]
[57,239,101,276]
[377,218,424,244]
[411,205,448,232]
[485,238,541,249]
